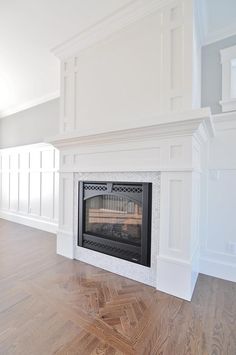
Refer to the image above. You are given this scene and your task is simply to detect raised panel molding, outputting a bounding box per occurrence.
[0,143,59,233]
[160,172,192,261]
[60,173,74,230]
[168,179,183,250]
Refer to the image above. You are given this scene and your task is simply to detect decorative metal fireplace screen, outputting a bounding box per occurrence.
[78,181,152,266]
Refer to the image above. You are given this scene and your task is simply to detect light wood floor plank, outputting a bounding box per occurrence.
[0,219,235,354]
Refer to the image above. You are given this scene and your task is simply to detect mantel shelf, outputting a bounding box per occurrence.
[48,108,214,149]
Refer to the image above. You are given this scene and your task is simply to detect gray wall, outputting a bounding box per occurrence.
[202,35,236,114]
[0,98,59,148]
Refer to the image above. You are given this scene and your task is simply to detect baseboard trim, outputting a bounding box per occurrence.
[0,210,58,234]
[200,256,236,283]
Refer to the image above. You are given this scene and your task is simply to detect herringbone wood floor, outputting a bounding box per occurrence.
[0,219,235,355]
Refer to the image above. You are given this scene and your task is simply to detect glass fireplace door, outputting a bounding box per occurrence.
[85,195,142,246]
[78,181,152,266]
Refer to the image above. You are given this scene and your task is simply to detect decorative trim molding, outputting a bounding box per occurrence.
[0,91,60,119]
[200,254,236,283]
[52,0,173,59]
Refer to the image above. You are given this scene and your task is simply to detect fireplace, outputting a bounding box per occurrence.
[78,181,152,266]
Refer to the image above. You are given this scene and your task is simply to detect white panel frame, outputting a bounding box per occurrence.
[0,143,59,233]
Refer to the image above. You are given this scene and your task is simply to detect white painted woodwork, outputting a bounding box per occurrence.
[50,110,214,301]
[0,143,59,233]
[52,0,200,136]
[199,111,236,282]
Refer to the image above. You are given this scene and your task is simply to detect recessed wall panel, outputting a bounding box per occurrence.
[170,26,183,91]
[41,172,54,219]
[168,179,182,250]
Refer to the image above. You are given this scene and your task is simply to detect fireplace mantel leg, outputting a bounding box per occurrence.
[157,171,200,301]
[57,172,74,259]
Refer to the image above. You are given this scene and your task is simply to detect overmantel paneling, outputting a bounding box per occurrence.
[52,0,197,136]
[0,143,59,233]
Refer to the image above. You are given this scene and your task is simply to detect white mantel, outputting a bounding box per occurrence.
[49,110,214,301]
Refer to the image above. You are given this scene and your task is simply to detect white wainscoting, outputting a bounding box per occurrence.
[0,143,59,233]
[199,112,236,282]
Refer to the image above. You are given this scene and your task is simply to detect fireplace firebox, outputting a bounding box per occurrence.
[78,181,152,266]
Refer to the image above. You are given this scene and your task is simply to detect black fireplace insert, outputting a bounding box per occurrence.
[78,181,152,266]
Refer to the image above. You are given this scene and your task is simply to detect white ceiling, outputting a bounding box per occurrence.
[0,0,131,116]
[0,0,236,117]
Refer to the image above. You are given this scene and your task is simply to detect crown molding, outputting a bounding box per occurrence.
[0,91,60,119]
[52,0,173,60]
[48,109,214,149]
[204,23,236,46]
